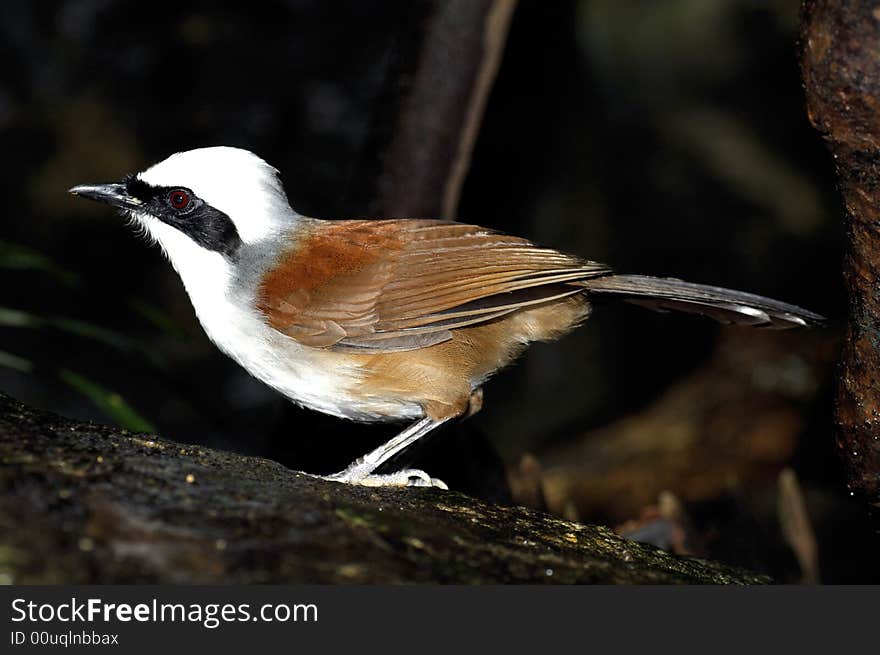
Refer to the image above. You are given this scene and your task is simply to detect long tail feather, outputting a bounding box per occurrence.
[581,274,824,329]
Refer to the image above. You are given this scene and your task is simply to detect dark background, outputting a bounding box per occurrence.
[0,1,870,581]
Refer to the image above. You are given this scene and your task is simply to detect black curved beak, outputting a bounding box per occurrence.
[68,183,143,211]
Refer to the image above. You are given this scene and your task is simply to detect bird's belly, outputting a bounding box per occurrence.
[220,327,424,422]
[187,289,421,422]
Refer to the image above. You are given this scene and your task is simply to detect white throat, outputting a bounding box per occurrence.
[139,217,236,310]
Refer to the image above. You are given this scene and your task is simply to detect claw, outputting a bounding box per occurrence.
[320,467,448,490]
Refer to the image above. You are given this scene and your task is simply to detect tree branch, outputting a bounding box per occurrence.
[0,392,768,583]
[347,0,516,219]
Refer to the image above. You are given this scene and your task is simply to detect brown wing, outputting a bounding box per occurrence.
[256,218,608,352]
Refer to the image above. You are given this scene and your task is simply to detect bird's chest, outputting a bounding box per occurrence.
[178,265,368,419]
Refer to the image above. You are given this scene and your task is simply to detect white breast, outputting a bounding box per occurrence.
[139,216,421,422]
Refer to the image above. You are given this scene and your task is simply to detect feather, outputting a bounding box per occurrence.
[256,218,608,351]
[581,275,824,329]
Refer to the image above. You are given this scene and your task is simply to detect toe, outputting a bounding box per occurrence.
[404,470,434,487]
[317,468,448,490]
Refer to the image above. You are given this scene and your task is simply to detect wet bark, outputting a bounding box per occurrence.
[800,0,880,510]
[0,392,767,584]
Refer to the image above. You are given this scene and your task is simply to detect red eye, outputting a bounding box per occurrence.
[169,189,190,210]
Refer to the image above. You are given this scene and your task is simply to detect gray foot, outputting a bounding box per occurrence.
[321,467,448,490]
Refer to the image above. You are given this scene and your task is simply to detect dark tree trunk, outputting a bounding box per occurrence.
[346,0,516,219]
[800,0,880,511]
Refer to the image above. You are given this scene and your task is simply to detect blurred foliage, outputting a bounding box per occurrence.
[0,351,32,373]
[0,241,79,286]
[661,107,823,236]
[0,240,174,430]
[58,369,156,433]
[32,96,141,218]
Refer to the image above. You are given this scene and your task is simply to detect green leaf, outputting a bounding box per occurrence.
[58,369,157,433]
[0,307,42,327]
[0,241,80,287]
[0,350,33,373]
[127,298,192,341]
[0,306,136,352]
[48,317,136,353]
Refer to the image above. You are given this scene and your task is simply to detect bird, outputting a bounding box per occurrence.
[69,146,824,490]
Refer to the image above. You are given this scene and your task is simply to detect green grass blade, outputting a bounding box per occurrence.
[0,307,43,327]
[127,298,192,341]
[58,369,157,433]
[0,350,33,373]
[0,241,80,287]
[48,317,136,352]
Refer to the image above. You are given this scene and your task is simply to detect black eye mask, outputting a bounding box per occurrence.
[124,176,243,259]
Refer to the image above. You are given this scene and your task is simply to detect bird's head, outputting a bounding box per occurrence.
[70,147,296,263]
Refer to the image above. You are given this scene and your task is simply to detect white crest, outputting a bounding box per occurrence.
[136,146,298,244]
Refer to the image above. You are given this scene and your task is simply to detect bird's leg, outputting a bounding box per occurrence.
[321,416,451,489]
